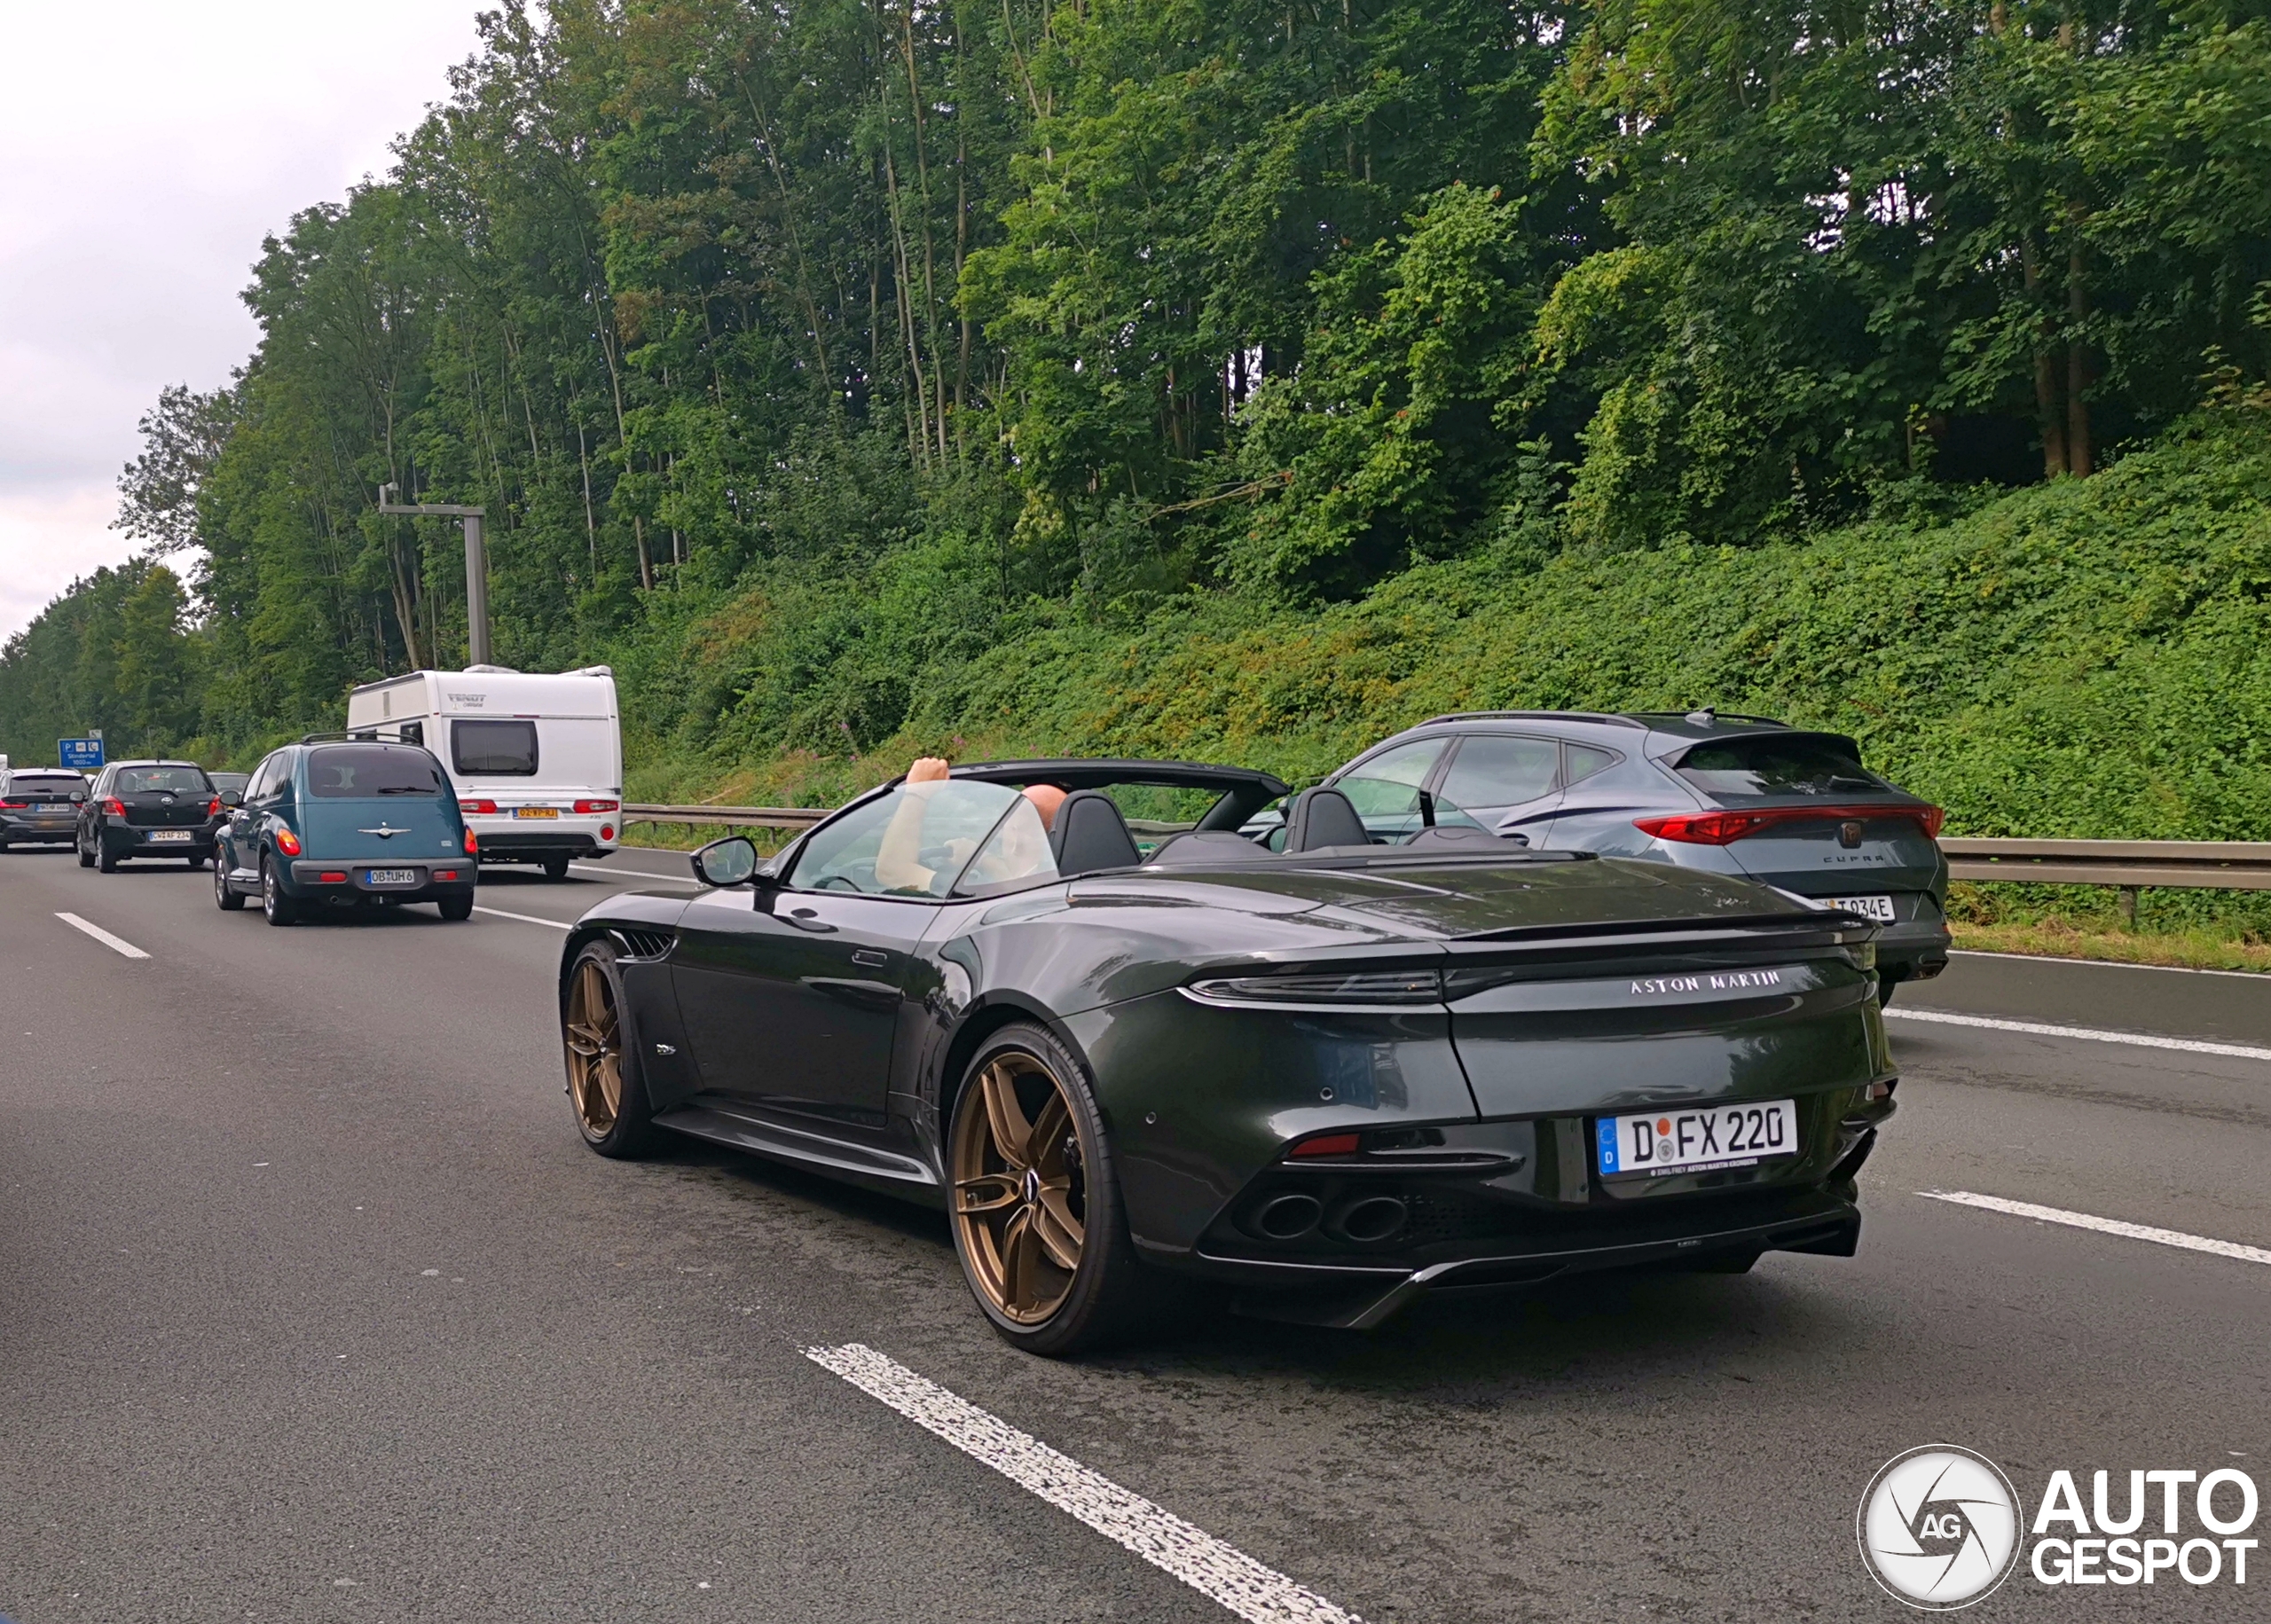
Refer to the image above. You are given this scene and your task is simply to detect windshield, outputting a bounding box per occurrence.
[1675,736,1889,796]
[113,766,212,795]
[306,746,446,797]
[791,781,1024,898]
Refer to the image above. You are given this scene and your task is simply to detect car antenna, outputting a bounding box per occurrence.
[1685,706,1717,726]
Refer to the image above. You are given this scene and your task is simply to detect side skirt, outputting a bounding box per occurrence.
[655,1096,946,1207]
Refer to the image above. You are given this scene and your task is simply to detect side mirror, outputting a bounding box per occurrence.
[690,835,760,888]
[219,788,242,808]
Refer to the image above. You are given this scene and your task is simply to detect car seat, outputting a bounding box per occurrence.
[1048,789,1143,876]
[1282,786,1370,852]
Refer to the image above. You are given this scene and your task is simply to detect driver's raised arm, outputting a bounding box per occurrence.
[872,757,950,893]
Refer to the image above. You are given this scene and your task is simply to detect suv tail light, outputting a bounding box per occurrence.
[460,798,498,814]
[1636,804,1945,844]
[573,798,619,814]
[274,828,303,856]
[0,799,24,809]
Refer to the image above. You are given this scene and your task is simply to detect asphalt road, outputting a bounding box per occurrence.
[4,844,2266,1621]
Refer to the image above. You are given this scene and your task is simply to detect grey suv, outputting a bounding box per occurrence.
[0,767,90,850]
[1318,710,1951,1001]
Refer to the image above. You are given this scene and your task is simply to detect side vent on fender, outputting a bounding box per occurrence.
[610,927,677,961]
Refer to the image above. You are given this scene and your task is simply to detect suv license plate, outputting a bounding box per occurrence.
[515,806,560,820]
[1598,1099,1798,1178]
[147,829,193,843]
[367,868,417,885]
[1833,894,1897,923]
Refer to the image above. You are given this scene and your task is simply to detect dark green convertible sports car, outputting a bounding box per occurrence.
[558,760,1896,1354]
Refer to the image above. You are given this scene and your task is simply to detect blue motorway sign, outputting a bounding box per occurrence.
[58,736,104,771]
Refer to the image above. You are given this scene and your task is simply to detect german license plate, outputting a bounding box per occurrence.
[1597,1099,1799,1178]
[147,828,193,842]
[1834,894,1897,922]
[514,806,559,820]
[366,868,417,885]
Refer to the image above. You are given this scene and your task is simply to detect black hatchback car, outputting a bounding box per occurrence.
[1316,711,1951,1000]
[76,760,223,872]
[0,767,90,849]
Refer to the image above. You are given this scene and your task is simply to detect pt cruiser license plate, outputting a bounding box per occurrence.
[1597,1099,1798,1178]
[366,868,417,885]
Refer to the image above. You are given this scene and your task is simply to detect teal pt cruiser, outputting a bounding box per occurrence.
[215,737,477,924]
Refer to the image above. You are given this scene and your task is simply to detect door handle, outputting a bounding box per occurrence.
[784,907,837,933]
[850,949,887,969]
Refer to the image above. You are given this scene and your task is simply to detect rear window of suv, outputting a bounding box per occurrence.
[5,774,83,796]
[307,746,446,797]
[1675,735,1889,796]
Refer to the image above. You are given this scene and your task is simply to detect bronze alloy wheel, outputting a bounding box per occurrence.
[563,957,625,1142]
[951,1051,1087,1324]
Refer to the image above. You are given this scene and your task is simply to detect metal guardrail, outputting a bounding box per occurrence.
[622,803,828,830]
[1940,837,2271,893]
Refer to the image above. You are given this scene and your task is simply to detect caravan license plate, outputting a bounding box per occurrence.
[366,868,417,885]
[1597,1099,1798,1178]
[1833,893,1897,922]
[514,806,559,820]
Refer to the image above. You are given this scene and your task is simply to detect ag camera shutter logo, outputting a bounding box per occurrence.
[1857,1445,2022,1609]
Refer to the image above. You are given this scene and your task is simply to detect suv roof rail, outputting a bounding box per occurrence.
[1621,710,1790,729]
[1417,710,1649,729]
[298,730,426,744]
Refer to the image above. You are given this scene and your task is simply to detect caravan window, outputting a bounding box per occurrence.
[452,718,538,777]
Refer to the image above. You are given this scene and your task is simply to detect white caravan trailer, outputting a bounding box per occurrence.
[345,665,623,879]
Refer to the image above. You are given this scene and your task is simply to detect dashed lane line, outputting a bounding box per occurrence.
[1918,1191,2271,1268]
[54,913,150,960]
[805,1343,1362,1624]
[1884,1006,2271,1063]
[470,905,571,930]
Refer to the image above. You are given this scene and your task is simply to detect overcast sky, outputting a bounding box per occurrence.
[0,1,490,641]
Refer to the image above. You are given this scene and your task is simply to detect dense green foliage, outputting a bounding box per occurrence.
[6,0,2271,853]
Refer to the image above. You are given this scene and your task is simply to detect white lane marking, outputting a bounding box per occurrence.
[568,861,698,886]
[1918,1190,2271,1268]
[805,1343,1361,1624]
[470,905,571,930]
[54,913,150,960]
[1950,948,2268,981]
[1884,1006,2271,1063]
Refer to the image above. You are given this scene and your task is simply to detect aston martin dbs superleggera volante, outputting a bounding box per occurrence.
[557,760,1897,1354]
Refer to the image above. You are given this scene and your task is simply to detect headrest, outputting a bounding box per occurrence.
[1147,829,1260,865]
[1048,788,1143,876]
[1284,786,1370,852]
[1404,824,1522,850]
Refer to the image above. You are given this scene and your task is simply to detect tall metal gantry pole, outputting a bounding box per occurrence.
[377,484,492,667]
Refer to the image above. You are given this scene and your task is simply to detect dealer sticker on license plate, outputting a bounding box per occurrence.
[514,806,559,820]
[366,868,417,885]
[1597,1099,1799,1178]
[1833,893,1898,922]
[147,828,193,842]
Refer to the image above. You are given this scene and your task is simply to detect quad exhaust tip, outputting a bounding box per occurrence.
[1332,1196,1410,1245]
[1253,1194,1323,1240]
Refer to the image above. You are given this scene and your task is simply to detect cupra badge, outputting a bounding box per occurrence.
[1857,1445,2022,1609]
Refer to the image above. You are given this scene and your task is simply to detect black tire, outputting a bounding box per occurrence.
[436,893,474,921]
[561,940,657,1157]
[261,856,297,926]
[947,1022,1157,1357]
[214,855,245,910]
[541,854,572,882]
[76,828,93,867]
[97,837,118,874]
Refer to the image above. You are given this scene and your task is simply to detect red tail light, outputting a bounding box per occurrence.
[434,869,459,882]
[207,797,222,815]
[0,798,25,809]
[275,828,303,856]
[599,824,614,840]
[1287,1133,1363,1159]
[102,797,127,817]
[464,828,479,855]
[1636,804,1945,844]
[573,798,619,814]
[317,871,349,883]
[460,798,498,814]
